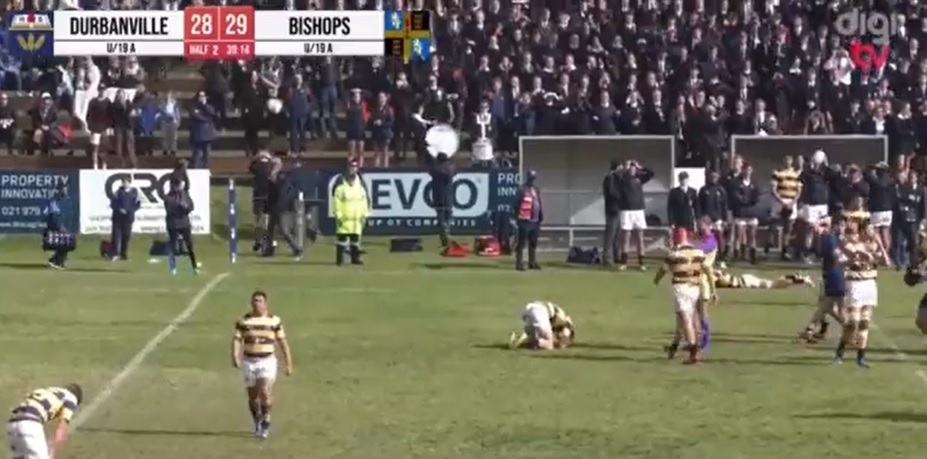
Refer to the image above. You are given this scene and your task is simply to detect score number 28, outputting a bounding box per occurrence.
[189,12,249,37]
[185,6,254,41]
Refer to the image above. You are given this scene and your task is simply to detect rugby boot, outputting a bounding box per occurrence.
[664,340,680,360]
[683,345,700,365]
[335,244,345,266]
[350,245,363,265]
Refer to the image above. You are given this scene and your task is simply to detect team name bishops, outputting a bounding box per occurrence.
[54,11,185,56]
[253,11,385,56]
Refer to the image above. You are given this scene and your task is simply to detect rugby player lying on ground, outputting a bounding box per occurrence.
[713,262,815,289]
[509,301,575,350]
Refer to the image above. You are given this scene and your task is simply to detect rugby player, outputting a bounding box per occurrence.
[799,217,846,344]
[905,228,927,333]
[696,218,719,350]
[771,155,801,260]
[835,223,887,368]
[232,291,293,440]
[509,301,575,350]
[713,262,814,289]
[655,228,712,364]
[6,384,82,459]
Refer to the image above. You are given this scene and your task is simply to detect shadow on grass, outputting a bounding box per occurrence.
[414,262,509,270]
[711,332,796,340]
[571,342,658,352]
[472,343,511,351]
[80,427,250,438]
[531,353,665,363]
[533,352,829,366]
[708,336,792,345]
[543,261,607,271]
[0,262,128,273]
[735,299,809,307]
[247,258,331,266]
[795,412,927,424]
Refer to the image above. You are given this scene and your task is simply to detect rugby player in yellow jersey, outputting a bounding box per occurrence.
[508,301,575,350]
[6,384,82,459]
[654,228,713,364]
[712,262,814,289]
[771,155,802,260]
[842,196,871,231]
[232,290,293,440]
[835,225,887,368]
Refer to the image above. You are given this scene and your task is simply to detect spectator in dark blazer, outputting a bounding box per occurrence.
[86,89,111,168]
[29,93,57,156]
[110,89,134,168]
[0,93,17,156]
[189,91,218,169]
[370,92,395,168]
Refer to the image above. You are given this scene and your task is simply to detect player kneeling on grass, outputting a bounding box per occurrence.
[509,301,575,350]
[232,290,293,440]
[6,384,82,459]
[713,262,814,289]
[655,228,711,364]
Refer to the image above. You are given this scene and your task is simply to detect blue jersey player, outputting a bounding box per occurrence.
[799,217,847,343]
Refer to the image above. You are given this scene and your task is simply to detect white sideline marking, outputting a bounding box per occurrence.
[871,323,927,386]
[70,272,231,431]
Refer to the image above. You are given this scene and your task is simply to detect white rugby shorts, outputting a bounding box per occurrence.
[672,284,700,315]
[242,355,278,387]
[774,198,798,221]
[89,132,102,146]
[846,279,878,308]
[6,420,49,459]
[799,204,829,223]
[870,211,892,228]
[619,210,647,230]
[523,303,553,342]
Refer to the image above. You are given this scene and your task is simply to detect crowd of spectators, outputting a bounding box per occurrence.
[1,0,927,170]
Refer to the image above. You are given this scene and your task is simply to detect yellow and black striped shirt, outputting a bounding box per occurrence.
[234,313,286,358]
[845,247,878,281]
[842,209,871,228]
[663,245,708,285]
[9,387,78,424]
[772,167,801,200]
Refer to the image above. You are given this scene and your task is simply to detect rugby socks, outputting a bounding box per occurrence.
[637,254,645,268]
[167,244,177,274]
[834,340,846,360]
[260,402,273,429]
[700,318,711,350]
[685,344,699,363]
[819,320,829,337]
[248,399,262,424]
[665,338,680,359]
[856,349,868,367]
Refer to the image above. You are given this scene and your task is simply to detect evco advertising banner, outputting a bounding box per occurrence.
[320,169,521,235]
[78,169,212,235]
[0,171,79,234]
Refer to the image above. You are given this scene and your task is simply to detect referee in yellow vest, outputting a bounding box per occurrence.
[332,159,370,265]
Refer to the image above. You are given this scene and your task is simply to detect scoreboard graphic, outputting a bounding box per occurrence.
[383,10,431,63]
[15,8,434,59]
[6,12,54,61]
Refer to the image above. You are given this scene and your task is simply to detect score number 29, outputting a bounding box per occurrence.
[190,13,249,37]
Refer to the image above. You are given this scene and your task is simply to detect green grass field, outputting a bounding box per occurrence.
[2,233,927,459]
